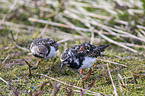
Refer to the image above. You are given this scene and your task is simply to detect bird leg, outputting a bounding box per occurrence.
[46,58,56,70]
[82,68,92,89]
[30,59,41,69]
[35,60,41,67]
[83,68,92,81]
[80,69,84,74]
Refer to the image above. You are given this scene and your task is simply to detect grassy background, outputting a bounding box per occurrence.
[0,0,145,95]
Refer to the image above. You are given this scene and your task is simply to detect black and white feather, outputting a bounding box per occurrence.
[30,38,59,60]
[60,43,109,70]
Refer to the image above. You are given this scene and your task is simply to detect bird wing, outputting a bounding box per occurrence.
[88,44,109,57]
[43,38,59,50]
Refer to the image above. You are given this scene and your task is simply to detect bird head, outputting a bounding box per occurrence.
[31,45,39,55]
[59,60,69,72]
[30,45,48,58]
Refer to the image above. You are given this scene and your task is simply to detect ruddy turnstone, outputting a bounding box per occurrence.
[60,43,109,80]
[30,38,59,68]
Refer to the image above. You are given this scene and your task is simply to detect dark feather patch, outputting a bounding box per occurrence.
[33,54,44,58]
[60,43,109,69]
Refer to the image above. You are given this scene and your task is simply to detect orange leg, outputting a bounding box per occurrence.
[80,69,84,74]
[82,68,92,88]
[46,58,56,70]
[30,60,41,69]
[83,68,92,81]
[46,63,53,70]
[35,60,41,67]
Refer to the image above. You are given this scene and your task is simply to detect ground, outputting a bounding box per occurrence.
[0,38,145,95]
[0,0,145,95]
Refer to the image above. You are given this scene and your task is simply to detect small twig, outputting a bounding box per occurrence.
[0,58,4,60]
[0,77,9,85]
[23,59,33,76]
[0,77,18,94]
[51,83,61,96]
[28,18,90,32]
[10,31,15,41]
[98,59,127,67]
[34,73,105,95]
[118,74,125,86]
[65,83,74,96]
[90,27,94,44]
[121,43,145,49]
[81,79,96,95]
[15,44,30,52]
[28,65,32,76]
[8,0,19,13]
[2,54,9,64]
[23,59,33,68]
[35,81,50,96]
[136,25,145,30]
[73,90,95,95]
[0,15,7,26]
[107,63,118,96]
[5,21,89,41]
[0,0,19,26]
[107,26,145,43]
[118,77,123,95]
[98,31,138,53]
[57,38,71,44]
[38,24,48,38]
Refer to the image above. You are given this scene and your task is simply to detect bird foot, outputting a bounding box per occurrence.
[45,66,52,71]
[80,69,84,74]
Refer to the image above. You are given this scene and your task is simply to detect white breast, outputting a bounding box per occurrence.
[30,45,37,54]
[79,56,97,70]
[46,46,57,58]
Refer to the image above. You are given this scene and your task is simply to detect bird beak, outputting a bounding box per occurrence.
[60,63,65,72]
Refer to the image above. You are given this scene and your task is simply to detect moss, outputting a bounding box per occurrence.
[0,0,145,95]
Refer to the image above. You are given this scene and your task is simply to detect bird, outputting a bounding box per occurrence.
[60,43,109,80]
[30,38,59,69]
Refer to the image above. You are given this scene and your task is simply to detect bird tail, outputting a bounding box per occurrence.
[98,44,110,52]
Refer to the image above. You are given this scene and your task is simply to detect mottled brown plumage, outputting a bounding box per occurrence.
[30,38,59,60]
[60,43,109,70]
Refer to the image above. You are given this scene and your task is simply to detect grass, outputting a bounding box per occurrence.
[0,0,145,95]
